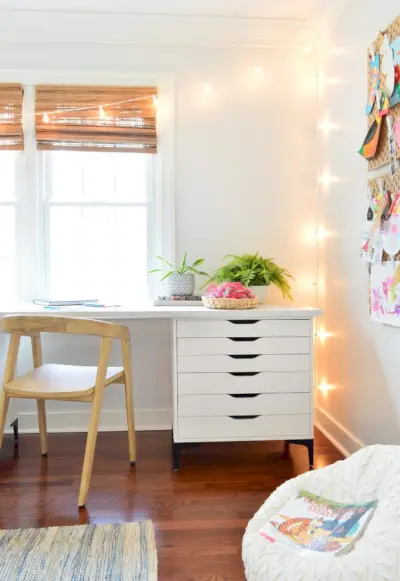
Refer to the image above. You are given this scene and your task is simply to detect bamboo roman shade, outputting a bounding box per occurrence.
[0,84,24,150]
[35,85,158,153]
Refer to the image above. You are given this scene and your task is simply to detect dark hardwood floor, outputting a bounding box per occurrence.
[0,429,343,581]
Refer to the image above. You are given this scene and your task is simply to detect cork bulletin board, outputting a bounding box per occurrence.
[362,16,400,326]
[367,15,400,170]
[367,172,400,325]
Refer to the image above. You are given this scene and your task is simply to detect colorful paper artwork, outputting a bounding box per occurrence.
[394,118,400,148]
[378,90,390,116]
[359,115,382,159]
[381,193,400,256]
[380,34,395,97]
[389,37,400,108]
[370,261,400,325]
[360,183,387,263]
[366,54,380,114]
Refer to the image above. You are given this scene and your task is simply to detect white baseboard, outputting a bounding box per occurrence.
[7,408,173,434]
[315,406,365,458]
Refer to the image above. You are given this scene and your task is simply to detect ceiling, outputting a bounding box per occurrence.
[0,0,323,21]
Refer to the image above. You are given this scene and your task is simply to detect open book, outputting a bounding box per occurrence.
[260,490,377,556]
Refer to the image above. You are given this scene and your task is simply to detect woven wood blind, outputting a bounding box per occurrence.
[0,83,24,150]
[35,85,157,153]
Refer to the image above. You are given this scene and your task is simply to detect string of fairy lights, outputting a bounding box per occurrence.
[8,94,158,123]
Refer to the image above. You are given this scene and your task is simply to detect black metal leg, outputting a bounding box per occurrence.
[287,438,314,470]
[11,418,19,448]
[282,440,290,459]
[172,431,182,472]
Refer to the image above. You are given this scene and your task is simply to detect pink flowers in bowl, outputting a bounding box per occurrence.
[205,282,255,299]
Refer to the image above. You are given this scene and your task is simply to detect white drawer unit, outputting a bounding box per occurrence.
[179,393,311,417]
[172,315,318,472]
[178,371,310,395]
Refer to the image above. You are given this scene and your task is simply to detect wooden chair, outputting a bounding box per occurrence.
[0,315,136,508]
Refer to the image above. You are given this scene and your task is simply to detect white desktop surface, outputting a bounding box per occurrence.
[0,303,322,320]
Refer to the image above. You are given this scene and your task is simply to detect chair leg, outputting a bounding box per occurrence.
[0,393,10,449]
[78,391,104,508]
[37,400,48,456]
[122,340,136,465]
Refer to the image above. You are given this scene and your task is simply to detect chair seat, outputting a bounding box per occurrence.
[4,363,124,401]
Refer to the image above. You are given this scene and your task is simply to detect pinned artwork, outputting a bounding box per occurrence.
[366,17,400,170]
[380,34,395,97]
[394,117,400,148]
[389,37,400,107]
[370,261,400,324]
[359,114,382,159]
[360,182,387,263]
[366,53,380,114]
[378,90,390,116]
[381,192,400,256]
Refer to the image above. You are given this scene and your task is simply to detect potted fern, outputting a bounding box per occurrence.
[149,253,209,296]
[208,253,294,302]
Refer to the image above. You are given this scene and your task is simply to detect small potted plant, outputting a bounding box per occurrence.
[149,253,209,296]
[207,253,294,303]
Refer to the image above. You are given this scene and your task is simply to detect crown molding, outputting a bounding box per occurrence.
[0,10,311,48]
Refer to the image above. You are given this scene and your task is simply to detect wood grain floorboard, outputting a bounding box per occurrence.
[0,429,343,580]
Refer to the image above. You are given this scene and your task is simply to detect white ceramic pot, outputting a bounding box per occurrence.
[248,285,269,304]
[167,273,195,296]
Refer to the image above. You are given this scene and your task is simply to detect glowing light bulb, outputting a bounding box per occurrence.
[318,379,332,394]
[42,112,50,123]
[98,105,106,118]
[204,83,212,94]
[254,66,263,76]
[317,326,333,344]
[302,45,312,54]
[318,171,338,188]
[316,227,330,242]
[318,119,339,136]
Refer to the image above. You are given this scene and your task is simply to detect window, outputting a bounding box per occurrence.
[0,151,18,300]
[0,78,173,304]
[43,151,152,303]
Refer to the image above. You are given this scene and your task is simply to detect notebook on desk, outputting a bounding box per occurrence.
[33,298,99,307]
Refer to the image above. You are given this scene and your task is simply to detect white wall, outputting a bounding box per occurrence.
[316,0,400,454]
[0,41,317,432]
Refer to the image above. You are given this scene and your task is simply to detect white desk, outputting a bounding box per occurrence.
[0,303,321,469]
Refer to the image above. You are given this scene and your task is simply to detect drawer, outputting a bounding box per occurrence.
[177,354,310,373]
[179,393,311,417]
[178,372,311,394]
[177,337,309,355]
[178,415,311,440]
[177,319,310,338]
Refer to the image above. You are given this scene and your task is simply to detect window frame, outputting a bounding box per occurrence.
[0,70,175,302]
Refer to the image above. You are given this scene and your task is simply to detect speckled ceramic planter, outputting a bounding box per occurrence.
[167,273,195,296]
[248,286,269,304]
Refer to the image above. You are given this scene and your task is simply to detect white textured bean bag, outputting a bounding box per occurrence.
[243,445,400,581]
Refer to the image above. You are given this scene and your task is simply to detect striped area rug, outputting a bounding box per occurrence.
[0,520,157,580]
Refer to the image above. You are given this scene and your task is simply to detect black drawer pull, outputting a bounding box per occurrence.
[229,393,260,398]
[229,354,260,359]
[228,337,259,342]
[228,320,259,325]
[229,372,260,377]
[229,415,260,420]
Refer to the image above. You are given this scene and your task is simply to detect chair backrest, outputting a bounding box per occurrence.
[1,315,130,340]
